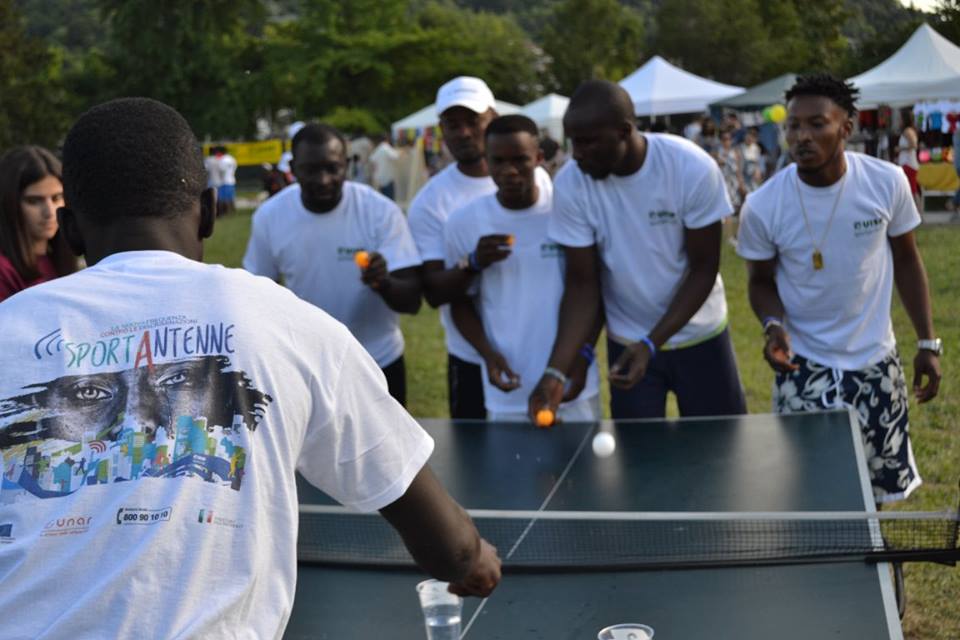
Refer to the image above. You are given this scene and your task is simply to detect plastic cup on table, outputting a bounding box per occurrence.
[416,579,463,640]
[598,623,655,640]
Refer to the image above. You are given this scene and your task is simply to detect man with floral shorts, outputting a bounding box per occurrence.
[737,74,942,503]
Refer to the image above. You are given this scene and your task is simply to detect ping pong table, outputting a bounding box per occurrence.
[286,410,903,639]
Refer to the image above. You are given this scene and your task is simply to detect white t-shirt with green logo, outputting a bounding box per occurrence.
[0,251,433,638]
[408,164,499,364]
[244,181,422,367]
[549,133,733,348]
[444,179,600,415]
[736,152,921,370]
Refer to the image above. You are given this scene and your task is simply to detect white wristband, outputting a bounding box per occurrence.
[543,366,568,385]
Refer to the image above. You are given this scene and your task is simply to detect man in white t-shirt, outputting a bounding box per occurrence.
[216,146,238,215]
[529,80,746,421]
[0,97,500,639]
[736,74,942,503]
[278,121,305,183]
[445,115,601,421]
[204,147,223,191]
[243,124,423,406]
[407,76,500,419]
[369,135,400,199]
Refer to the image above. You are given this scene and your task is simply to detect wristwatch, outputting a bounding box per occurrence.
[917,338,943,356]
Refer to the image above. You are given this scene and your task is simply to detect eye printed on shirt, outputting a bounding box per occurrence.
[0,355,272,503]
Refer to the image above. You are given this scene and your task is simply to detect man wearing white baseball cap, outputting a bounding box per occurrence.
[407,77,500,419]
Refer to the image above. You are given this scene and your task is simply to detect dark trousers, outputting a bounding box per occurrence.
[607,328,746,419]
[447,354,486,419]
[381,355,406,407]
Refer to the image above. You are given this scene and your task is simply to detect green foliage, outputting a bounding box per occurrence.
[11,0,960,148]
[0,0,71,150]
[270,0,541,126]
[320,107,383,135]
[655,0,769,86]
[655,0,855,85]
[933,0,960,46]
[541,0,646,93]
[94,0,267,139]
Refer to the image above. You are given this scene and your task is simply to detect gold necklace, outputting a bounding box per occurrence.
[794,168,847,270]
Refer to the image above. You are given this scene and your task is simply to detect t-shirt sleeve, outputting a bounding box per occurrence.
[407,195,447,263]
[242,208,280,280]
[296,334,434,512]
[548,170,595,248]
[375,200,422,272]
[682,154,733,229]
[887,166,922,237]
[735,198,777,261]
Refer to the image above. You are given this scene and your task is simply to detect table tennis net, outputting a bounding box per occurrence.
[297,506,960,570]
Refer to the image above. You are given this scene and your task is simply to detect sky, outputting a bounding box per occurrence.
[900,0,940,11]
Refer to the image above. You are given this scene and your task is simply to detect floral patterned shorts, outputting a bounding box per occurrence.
[773,350,921,503]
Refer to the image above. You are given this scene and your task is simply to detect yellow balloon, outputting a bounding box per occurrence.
[770,104,787,123]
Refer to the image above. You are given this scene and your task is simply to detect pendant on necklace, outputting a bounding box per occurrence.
[812,250,824,270]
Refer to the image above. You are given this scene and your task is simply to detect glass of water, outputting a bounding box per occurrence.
[598,623,655,640]
[416,579,463,640]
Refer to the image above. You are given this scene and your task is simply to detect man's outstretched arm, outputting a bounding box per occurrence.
[380,465,501,597]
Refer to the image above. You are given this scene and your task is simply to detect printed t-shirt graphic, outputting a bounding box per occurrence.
[1,333,271,501]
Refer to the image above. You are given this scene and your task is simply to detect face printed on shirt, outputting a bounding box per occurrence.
[0,356,272,500]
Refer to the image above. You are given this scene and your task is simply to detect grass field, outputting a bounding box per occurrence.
[206,206,959,638]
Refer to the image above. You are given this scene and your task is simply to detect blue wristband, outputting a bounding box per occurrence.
[639,336,657,357]
[762,316,783,332]
[579,344,595,364]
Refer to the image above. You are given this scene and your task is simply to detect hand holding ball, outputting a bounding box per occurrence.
[535,409,555,428]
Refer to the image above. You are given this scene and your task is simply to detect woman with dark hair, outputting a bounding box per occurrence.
[0,146,78,302]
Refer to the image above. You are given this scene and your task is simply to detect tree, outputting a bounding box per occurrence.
[267,0,542,130]
[95,0,267,139]
[654,0,769,86]
[0,0,71,150]
[541,0,646,94]
[934,0,960,46]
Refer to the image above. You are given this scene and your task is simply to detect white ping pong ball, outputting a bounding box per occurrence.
[592,432,616,457]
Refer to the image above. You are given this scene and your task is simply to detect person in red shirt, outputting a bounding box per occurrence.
[0,146,78,302]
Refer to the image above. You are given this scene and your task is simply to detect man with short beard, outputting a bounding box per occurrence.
[529,80,746,422]
[407,77,501,419]
[737,74,941,504]
[244,123,422,406]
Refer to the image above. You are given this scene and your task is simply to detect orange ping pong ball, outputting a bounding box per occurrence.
[354,251,370,269]
[535,409,555,428]
[506,235,515,246]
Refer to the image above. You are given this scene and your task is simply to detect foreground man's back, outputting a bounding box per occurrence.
[0,97,499,639]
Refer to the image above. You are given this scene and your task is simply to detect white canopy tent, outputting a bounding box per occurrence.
[619,55,744,117]
[521,93,569,141]
[391,100,521,135]
[850,24,960,108]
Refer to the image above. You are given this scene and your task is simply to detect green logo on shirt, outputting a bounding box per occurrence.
[540,243,562,258]
[337,247,365,261]
[648,210,678,226]
[853,219,884,237]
